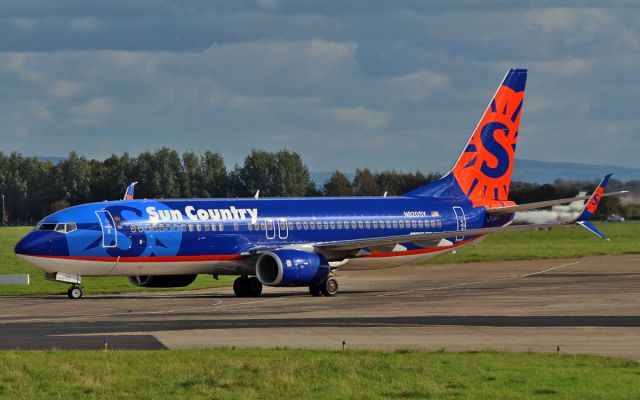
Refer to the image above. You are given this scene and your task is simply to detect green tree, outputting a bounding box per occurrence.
[323,171,353,196]
[353,168,380,196]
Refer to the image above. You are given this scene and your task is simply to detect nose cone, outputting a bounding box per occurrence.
[14,231,70,257]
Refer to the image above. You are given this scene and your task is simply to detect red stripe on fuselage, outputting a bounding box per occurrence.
[367,237,479,257]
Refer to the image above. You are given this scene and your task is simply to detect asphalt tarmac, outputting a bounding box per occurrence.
[1,254,640,358]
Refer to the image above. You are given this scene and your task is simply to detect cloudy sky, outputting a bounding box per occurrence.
[1,1,639,172]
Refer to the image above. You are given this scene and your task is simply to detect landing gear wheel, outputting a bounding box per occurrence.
[246,277,263,297]
[309,285,322,297]
[233,277,249,297]
[321,277,339,297]
[67,286,83,299]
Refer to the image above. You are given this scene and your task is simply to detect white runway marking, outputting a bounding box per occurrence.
[378,261,581,297]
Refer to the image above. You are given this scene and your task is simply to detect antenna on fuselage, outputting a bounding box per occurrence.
[383,191,388,198]
[254,190,260,199]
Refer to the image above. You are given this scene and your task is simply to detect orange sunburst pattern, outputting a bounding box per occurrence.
[452,69,526,207]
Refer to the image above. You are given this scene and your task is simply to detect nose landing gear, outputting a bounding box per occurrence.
[67,285,83,299]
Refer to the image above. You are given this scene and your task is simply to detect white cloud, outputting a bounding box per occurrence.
[332,105,390,128]
[388,69,449,101]
[68,97,117,125]
[48,80,85,99]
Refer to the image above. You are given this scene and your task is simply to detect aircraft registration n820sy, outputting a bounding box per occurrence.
[15,69,626,299]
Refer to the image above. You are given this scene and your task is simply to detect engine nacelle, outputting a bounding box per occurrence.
[256,250,329,287]
[128,274,197,288]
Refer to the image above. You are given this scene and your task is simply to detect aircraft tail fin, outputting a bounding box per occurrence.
[405,68,527,204]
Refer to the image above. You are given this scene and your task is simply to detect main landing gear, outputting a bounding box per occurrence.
[67,285,83,299]
[233,276,263,297]
[309,276,339,297]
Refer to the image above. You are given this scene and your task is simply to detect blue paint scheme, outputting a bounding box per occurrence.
[16,196,486,260]
[263,249,330,286]
[479,121,511,179]
[501,68,527,92]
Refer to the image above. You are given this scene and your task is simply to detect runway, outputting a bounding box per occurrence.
[1,254,640,359]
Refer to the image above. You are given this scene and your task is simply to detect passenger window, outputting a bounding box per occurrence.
[392,220,398,229]
[411,220,417,228]
[337,222,343,229]
[365,221,371,229]
[205,224,210,232]
[260,222,266,230]
[234,223,239,231]
[373,221,378,229]
[137,225,143,232]
[379,220,384,228]
[146,224,151,232]
[196,224,202,232]
[329,222,335,229]
[173,224,179,231]
[296,222,302,230]
[418,220,424,228]
[343,221,349,229]
[323,222,329,229]
[288,222,294,230]
[310,222,316,230]
[357,221,363,229]
[211,223,217,232]
[430,220,436,228]
[248,223,253,231]
[351,221,357,229]
[188,224,194,232]
[152,224,158,232]
[385,221,391,229]
[316,222,322,230]
[399,220,405,228]
[219,223,224,231]
[130,225,136,234]
[437,220,442,228]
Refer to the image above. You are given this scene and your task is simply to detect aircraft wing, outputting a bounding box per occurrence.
[314,222,557,252]
[486,191,627,215]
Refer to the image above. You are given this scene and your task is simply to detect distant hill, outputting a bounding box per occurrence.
[512,159,640,184]
[311,159,640,188]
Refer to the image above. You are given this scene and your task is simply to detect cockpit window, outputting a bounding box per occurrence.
[36,223,57,231]
[37,222,77,234]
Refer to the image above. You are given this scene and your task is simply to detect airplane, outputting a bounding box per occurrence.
[14,68,627,300]
[513,191,588,224]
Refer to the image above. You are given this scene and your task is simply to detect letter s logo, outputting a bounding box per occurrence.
[479,122,510,179]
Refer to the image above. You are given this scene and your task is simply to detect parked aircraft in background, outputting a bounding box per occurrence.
[14,68,626,299]
[513,192,587,224]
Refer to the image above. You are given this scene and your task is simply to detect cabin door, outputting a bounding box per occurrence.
[95,210,117,248]
[452,206,467,242]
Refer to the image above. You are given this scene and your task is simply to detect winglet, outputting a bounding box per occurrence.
[572,174,612,240]
[123,182,137,200]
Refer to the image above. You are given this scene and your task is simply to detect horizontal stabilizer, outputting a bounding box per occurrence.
[576,221,609,240]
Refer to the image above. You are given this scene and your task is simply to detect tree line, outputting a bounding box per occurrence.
[0,148,636,224]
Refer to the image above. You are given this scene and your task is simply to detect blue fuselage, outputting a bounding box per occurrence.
[15,195,492,276]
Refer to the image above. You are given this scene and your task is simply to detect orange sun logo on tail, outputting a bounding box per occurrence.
[452,69,526,207]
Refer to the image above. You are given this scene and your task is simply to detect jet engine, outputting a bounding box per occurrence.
[128,274,197,288]
[256,249,329,287]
